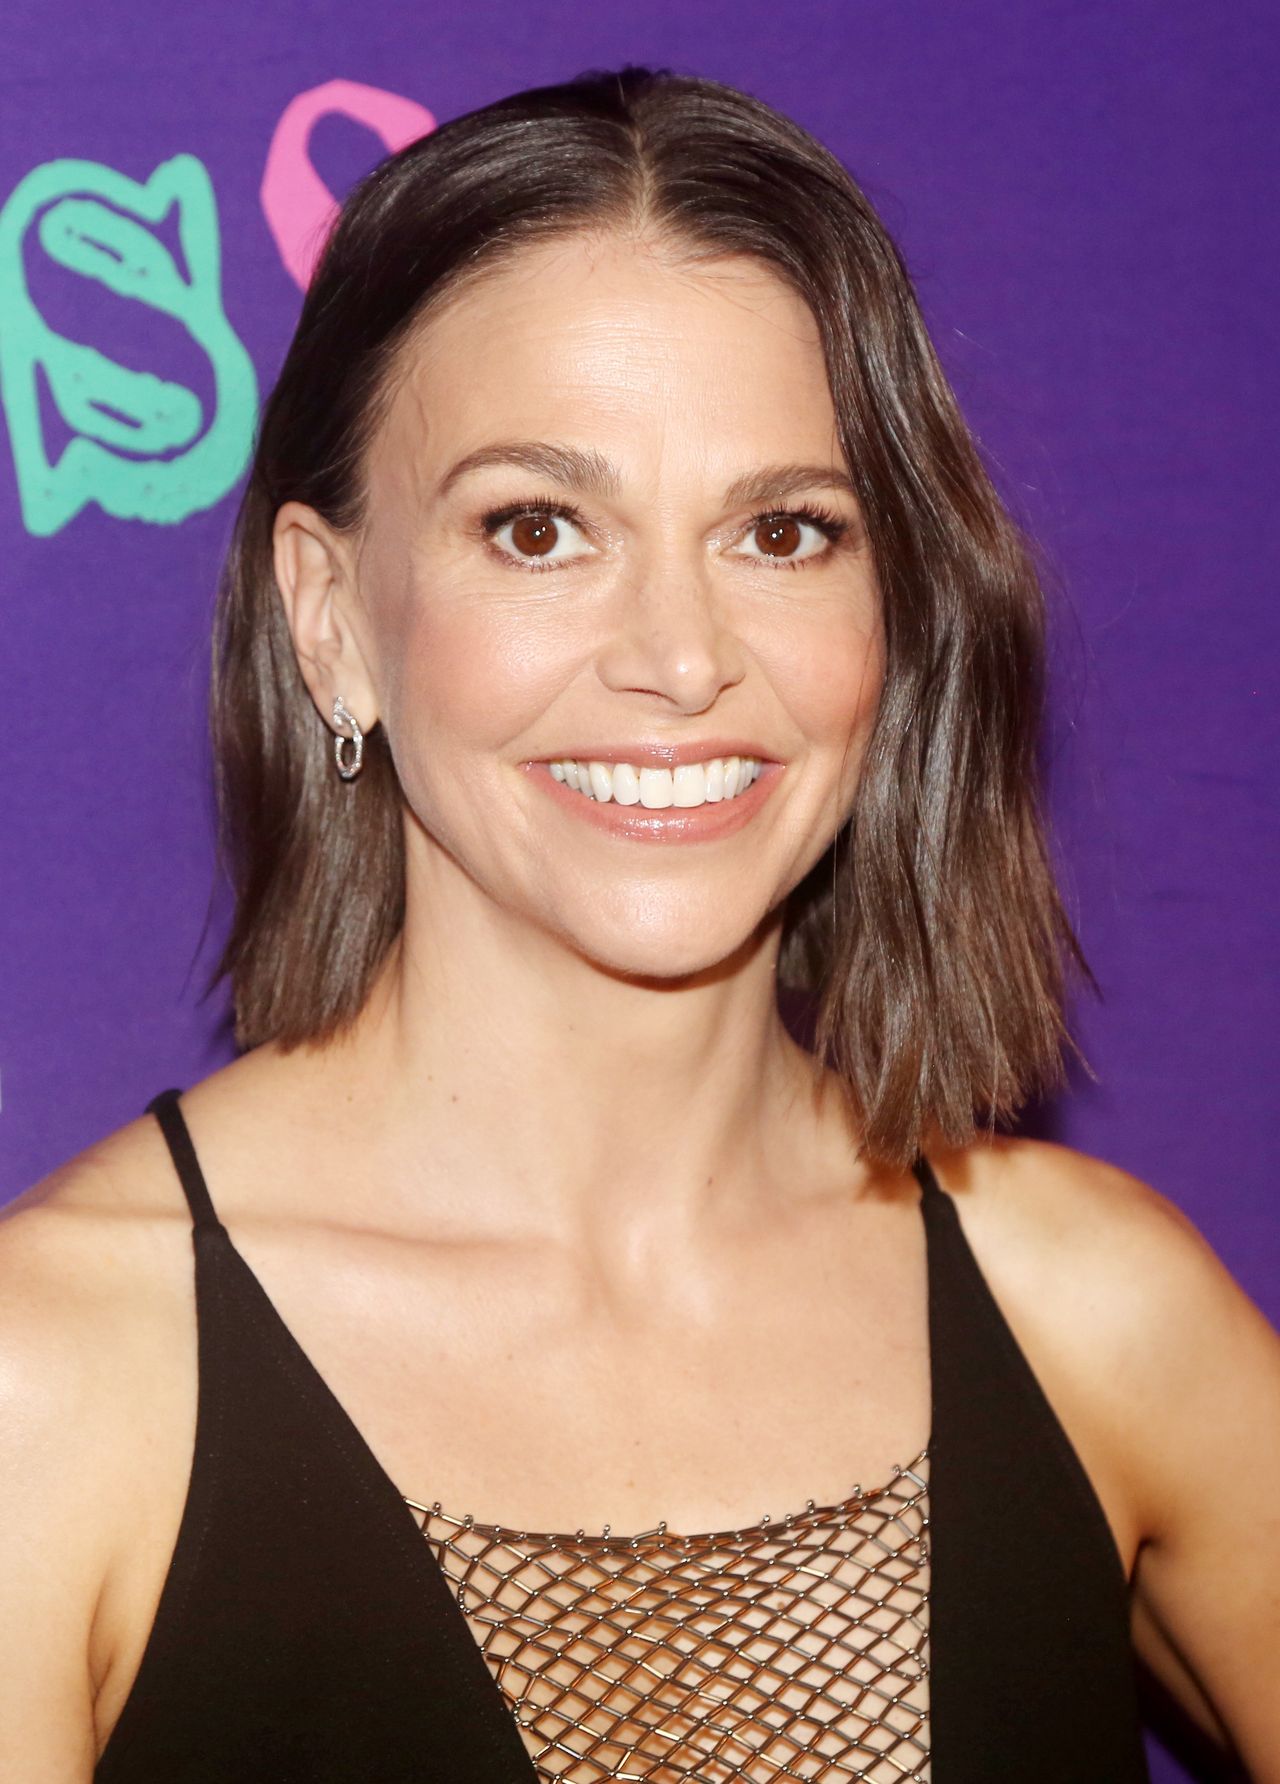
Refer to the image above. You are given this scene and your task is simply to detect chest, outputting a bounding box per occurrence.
[93,1197,932,1745]
[214,1191,935,1531]
[91,1193,1151,1781]
[417,1453,933,1780]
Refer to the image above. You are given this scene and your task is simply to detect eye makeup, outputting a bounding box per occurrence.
[473,495,852,572]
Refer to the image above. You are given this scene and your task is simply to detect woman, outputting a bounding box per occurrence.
[2,65,1276,1782]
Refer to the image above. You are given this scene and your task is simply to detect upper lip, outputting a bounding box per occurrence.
[531,740,780,769]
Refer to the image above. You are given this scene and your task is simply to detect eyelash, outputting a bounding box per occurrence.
[477,496,849,572]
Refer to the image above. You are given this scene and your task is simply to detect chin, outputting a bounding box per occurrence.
[565,919,765,987]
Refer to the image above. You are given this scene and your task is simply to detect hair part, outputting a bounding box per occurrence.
[206,63,1096,1169]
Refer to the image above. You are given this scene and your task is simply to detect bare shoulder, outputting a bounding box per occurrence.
[0,1104,195,1517]
[2,1100,179,1354]
[930,1130,1267,1343]
[928,1127,1235,1298]
[0,1100,198,1480]
[0,1110,198,1762]
[1,1105,193,1345]
[928,1132,1280,1537]
[922,1140,1280,1773]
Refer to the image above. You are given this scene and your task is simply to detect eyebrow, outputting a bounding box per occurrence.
[438,441,620,499]
[435,439,858,508]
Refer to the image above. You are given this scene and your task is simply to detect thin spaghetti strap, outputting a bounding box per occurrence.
[911,1152,944,1200]
[145,1087,223,1231]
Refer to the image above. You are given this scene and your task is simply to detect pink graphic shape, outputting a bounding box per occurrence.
[261,79,435,290]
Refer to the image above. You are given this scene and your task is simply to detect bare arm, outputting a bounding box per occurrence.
[0,1194,108,1779]
[953,1137,1280,1777]
[1116,1180,1280,1780]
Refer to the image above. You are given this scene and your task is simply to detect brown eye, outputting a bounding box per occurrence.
[510,513,559,557]
[734,509,839,566]
[754,516,803,557]
[486,505,593,569]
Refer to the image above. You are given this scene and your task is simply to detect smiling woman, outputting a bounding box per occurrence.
[4,62,1279,1784]
[270,225,892,975]
[217,76,1074,1172]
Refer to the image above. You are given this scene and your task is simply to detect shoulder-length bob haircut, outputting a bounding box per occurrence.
[208,63,1094,1170]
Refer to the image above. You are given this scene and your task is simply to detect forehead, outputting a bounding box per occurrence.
[371,229,842,491]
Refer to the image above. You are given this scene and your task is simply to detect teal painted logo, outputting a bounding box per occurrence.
[0,153,257,535]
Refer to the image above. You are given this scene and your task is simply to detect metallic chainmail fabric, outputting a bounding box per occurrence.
[405,1445,931,1781]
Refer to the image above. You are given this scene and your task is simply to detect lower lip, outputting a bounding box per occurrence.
[523,762,782,842]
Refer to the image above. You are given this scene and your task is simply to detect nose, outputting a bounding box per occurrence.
[592,545,748,715]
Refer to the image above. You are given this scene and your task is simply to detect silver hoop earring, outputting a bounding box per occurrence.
[332,694,364,781]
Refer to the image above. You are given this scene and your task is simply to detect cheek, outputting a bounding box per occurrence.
[387,610,521,749]
[379,603,542,869]
[768,603,885,749]
[383,595,571,767]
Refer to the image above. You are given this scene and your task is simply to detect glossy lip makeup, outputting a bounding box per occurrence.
[521,754,784,844]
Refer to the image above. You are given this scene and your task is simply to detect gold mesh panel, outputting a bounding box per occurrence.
[405,1445,930,1781]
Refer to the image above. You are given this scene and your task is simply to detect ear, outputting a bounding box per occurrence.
[272,501,380,735]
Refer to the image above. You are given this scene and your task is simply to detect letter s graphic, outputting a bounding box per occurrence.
[0,153,258,535]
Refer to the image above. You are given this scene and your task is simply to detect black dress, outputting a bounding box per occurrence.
[92,1087,1150,1781]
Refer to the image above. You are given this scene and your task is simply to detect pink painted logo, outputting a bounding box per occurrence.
[261,79,435,289]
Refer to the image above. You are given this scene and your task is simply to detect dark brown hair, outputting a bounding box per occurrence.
[208,64,1094,1168]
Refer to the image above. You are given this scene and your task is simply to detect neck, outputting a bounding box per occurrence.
[272,871,859,1262]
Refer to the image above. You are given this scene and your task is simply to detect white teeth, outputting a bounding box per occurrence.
[549,755,762,807]
[638,766,674,808]
[672,763,708,808]
[611,762,640,805]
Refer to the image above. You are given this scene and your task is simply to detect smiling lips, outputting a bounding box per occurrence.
[550,754,762,807]
[526,752,781,841]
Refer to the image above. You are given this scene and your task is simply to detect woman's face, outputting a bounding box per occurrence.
[345,228,884,980]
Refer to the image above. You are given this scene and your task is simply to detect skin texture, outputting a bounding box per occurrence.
[1,227,1277,1779]
[352,234,882,990]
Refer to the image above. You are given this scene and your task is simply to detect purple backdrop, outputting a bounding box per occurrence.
[3,3,1275,1777]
